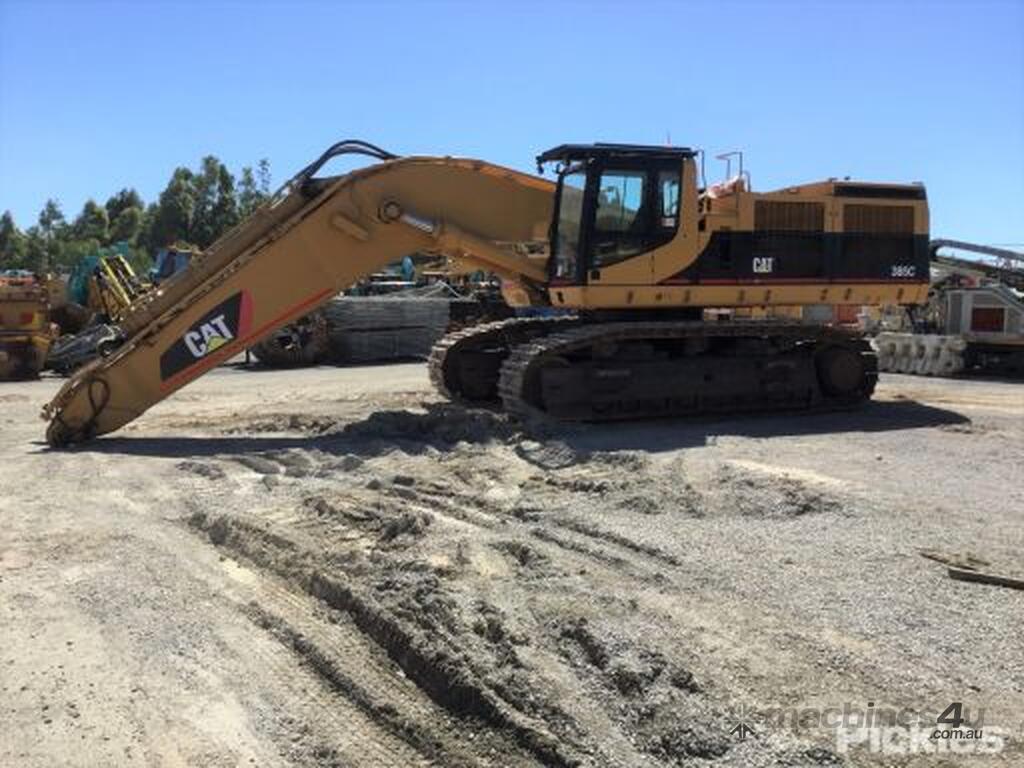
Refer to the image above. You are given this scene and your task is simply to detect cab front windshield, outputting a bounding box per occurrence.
[553,164,587,280]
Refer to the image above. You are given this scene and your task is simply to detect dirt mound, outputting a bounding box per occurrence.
[710,463,842,518]
[222,413,343,435]
[556,617,732,764]
[175,460,226,480]
[341,404,516,446]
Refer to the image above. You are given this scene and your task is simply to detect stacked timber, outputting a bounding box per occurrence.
[322,295,455,363]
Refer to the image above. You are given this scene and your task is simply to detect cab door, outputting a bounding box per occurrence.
[587,161,681,286]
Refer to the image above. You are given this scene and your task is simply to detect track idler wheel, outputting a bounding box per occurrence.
[815,344,866,397]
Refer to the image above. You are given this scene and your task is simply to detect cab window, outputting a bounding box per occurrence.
[552,165,587,280]
[659,170,680,227]
[592,170,648,267]
[590,166,681,270]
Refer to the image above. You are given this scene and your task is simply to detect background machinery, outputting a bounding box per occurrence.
[150,246,197,286]
[0,273,60,380]
[46,247,154,375]
[42,139,930,446]
[874,240,1024,376]
[248,255,513,368]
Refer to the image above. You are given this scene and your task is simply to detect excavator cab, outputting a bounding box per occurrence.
[538,143,693,286]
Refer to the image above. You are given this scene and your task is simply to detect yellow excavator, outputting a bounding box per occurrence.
[0,273,60,380]
[42,139,930,446]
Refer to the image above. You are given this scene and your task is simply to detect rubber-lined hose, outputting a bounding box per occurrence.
[284,139,399,197]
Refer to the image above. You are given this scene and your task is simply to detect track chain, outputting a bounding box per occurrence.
[498,320,878,423]
[428,315,581,404]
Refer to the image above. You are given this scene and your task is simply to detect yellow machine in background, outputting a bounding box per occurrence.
[46,252,155,375]
[0,274,59,380]
[66,251,150,325]
[87,254,147,322]
[43,139,931,445]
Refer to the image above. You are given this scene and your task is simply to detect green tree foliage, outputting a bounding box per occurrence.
[110,206,143,244]
[24,229,49,272]
[72,200,109,243]
[257,159,271,197]
[104,188,144,224]
[238,158,271,217]
[189,156,242,247]
[190,156,220,247]
[37,199,65,239]
[0,156,270,273]
[35,200,67,271]
[0,211,29,269]
[147,167,196,251]
[238,167,259,217]
[212,164,240,237]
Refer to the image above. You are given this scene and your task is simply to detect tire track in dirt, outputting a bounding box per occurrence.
[373,482,503,530]
[551,616,733,765]
[369,463,679,584]
[548,517,681,566]
[211,559,446,765]
[221,605,427,767]
[175,416,862,766]
[188,511,578,767]
[242,602,461,766]
[219,564,477,764]
[352,473,742,765]
[530,527,634,571]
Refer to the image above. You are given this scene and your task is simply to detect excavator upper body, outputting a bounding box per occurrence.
[42,140,930,446]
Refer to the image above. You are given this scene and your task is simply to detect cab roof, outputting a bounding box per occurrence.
[537,143,695,168]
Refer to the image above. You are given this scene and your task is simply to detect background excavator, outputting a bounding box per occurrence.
[42,139,930,446]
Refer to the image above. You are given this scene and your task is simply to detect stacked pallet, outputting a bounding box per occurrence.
[322,296,455,363]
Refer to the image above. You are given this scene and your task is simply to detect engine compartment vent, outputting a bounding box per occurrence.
[754,201,824,232]
[844,204,914,234]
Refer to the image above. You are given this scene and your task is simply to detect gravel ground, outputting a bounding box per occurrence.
[1,363,1022,767]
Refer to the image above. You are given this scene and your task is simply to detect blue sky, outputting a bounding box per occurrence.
[1,0,1021,245]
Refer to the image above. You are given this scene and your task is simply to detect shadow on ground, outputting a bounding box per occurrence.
[558,398,970,453]
[48,398,969,461]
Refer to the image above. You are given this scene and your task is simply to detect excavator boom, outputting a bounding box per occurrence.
[43,142,555,446]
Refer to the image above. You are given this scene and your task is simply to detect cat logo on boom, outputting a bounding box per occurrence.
[159,291,253,384]
[753,257,775,274]
[184,314,234,358]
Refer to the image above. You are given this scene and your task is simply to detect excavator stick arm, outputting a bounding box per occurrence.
[42,148,555,446]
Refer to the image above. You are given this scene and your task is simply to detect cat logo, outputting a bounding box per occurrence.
[160,290,253,384]
[753,257,775,274]
[184,314,234,358]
